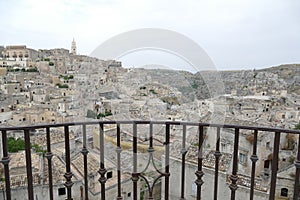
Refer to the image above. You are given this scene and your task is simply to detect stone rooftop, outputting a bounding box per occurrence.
[185,148,232,172]
[226,174,268,192]
[30,129,75,147]
[0,151,42,189]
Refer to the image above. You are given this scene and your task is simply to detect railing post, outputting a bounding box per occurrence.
[45,127,54,200]
[293,133,300,200]
[164,123,171,200]
[116,123,123,200]
[64,125,74,200]
[98,122,107,200]
[269,132,281,200]
[229,128,239,200]
[132,122,139,200]
[24,129,34,200]
[180,124,187,200]
[195,125,204,200]
[249,130,258,200]
[147,122,155,200]
[1,130,11,200]
[214,127,222,200]
[81,124,89,200]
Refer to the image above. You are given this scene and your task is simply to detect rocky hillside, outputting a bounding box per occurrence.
[124,64,300,101]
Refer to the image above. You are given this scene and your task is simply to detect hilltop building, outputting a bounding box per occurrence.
[0,45,39,68]
[71,38,77,55]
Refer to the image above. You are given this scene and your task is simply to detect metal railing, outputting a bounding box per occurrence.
[0,120,300,200]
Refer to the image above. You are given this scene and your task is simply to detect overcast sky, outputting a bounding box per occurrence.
[1,0,299,71]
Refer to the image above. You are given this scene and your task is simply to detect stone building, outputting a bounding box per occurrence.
[0,82,21,94]
[2,45,39,61]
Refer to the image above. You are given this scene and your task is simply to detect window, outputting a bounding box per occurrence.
[266,142,270,149]
[264,160,270,169]
[239,153,246,165]
[58,188,66,196]
[107,171,113,179]
[127,192,131,197]
[280,188,288,197]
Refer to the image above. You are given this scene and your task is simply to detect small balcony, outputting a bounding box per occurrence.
[0,120,300,200]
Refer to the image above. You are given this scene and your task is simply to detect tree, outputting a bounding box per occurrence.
[8,137,25,153]
[7,137,45,155]
[295,123,300,130]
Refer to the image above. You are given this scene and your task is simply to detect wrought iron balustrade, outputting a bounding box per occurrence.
[0,121,300,200]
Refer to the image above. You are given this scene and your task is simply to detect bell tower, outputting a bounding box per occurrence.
[71,38,77,55]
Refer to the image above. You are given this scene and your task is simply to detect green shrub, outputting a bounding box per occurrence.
[26,67,38,72]
[87,109,97,118]
[149,89,157,94]
[8,137,25,153]
[295,123,300,130]
[7,137,45,156]
[56,83,69,88]
[97,111,113,118]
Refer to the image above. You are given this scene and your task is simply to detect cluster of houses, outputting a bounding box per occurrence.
[0,42,299,199]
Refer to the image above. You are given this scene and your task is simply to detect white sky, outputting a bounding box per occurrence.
[1,0,299,70]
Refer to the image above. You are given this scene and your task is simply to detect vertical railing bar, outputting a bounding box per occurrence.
[149,122,153,149]
[269,132,281,200]
[98,122,107,200]
[64,125,74,200]
[229,128,239,200]
[180,124,187,199]
[24,129,34,200]
[132,122,138,200]
[148,122,155,199]
[293,132,300,200]
[1,130,11,200]
[45,127,54,200]
[165,123,170,200]
[195,125,204,200]
[214,127,221,200]
[81,124,89,200]
[116,124,123,200]
[249,130,258,200]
